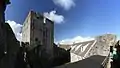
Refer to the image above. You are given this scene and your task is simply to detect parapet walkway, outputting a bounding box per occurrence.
[55,55,107,68]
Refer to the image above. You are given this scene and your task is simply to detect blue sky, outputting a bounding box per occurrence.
[5,0,120,43]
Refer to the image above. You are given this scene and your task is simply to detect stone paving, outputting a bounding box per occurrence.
[55,55,106,68]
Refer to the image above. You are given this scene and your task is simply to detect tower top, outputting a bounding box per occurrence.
[0,0,10,7]
[5,0,11,5]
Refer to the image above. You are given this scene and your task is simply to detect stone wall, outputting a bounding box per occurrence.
[0,23,20,68]
[70,40,96,62]
[86,34,116,58]
[69,34,116,63]
[70,53,82,63]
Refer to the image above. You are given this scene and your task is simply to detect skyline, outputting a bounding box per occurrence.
[5,0,120,44]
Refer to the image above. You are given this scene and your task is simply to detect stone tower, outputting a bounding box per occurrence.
[22,11,54,59]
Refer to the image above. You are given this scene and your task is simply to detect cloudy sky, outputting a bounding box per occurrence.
[5,0,120,44]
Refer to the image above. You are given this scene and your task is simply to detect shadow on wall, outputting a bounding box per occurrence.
[52,43,71,67]
[0,23,20,68]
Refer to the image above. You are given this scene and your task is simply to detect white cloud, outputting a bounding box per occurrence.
[57,36,95,45]
[53,0,75,10]
[44,10,64,24]
[6,20,22,41]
